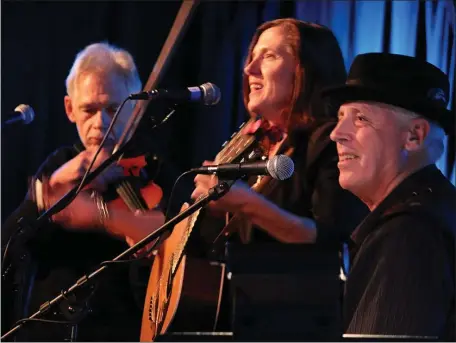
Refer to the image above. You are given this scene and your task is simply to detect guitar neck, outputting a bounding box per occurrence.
[214,120,261,164]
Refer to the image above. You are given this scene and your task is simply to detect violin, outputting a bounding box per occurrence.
[109,154,163,214]
[35,151,163,221]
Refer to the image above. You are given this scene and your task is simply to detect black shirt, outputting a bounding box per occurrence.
[344,165,456,340]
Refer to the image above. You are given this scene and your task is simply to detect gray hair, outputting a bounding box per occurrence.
[385,103,445,163]
[65,42,142,97]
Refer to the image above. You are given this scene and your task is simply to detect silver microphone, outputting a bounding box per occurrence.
[3,104,35,126]
[191,155,295,181]
[129,82,221,106]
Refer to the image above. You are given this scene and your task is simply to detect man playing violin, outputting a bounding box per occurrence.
[2,43,166,341]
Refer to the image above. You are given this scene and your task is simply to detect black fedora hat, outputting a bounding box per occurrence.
[321,53,453,134]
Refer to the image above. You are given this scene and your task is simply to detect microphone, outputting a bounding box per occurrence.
[2,104,35,126]
[129,82,221,106]
[191,155,295,181]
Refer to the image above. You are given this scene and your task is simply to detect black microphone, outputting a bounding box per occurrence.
[129,82,221,106]
[2,104,35,126]
[191,155,295,181]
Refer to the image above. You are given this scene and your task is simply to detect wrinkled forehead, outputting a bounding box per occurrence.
[339,101,391,116]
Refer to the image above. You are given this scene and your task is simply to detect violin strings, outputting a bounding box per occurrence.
[117,180,148,212]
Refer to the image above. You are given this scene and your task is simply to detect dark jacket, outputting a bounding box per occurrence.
[344,164,456,340]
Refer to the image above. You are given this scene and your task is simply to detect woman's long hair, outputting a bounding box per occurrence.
[242,18,347,133]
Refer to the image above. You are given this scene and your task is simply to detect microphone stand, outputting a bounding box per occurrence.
[2,173,235,341]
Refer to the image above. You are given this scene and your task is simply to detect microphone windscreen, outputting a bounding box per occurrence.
[267,155,294,180]
[15,104,35,124]
[200,82,221,106]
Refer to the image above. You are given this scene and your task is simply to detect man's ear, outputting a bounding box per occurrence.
[404,118,430,152]
[64,96,76,123]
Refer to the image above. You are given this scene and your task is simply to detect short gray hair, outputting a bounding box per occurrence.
[65,42,142,97]
[386,103,446,163]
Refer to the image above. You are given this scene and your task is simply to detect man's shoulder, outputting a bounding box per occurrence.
[364,200,455,263]
[352,170,455,257]
[376,211,448,239]
[353,212,453,275]
[381,178,455,237]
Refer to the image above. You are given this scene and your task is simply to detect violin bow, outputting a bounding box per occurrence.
[113,0,200,154]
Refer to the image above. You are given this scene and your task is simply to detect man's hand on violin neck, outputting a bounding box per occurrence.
[49,149,122,192]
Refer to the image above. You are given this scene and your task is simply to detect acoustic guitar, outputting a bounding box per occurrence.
[140,119,267,341]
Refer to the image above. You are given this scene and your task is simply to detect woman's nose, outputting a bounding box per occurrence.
[244,57,260,76]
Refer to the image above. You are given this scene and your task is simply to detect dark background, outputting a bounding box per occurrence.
[2,0,455,223]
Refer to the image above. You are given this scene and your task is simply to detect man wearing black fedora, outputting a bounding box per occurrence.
[322,52,455,339]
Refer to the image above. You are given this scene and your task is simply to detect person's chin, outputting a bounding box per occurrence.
[248,98,265,113]
[88,137,115,148]
[339,172,357,191]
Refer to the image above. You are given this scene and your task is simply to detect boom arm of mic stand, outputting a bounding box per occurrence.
[1,180,234,341]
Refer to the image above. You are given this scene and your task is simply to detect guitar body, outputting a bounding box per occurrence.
[140,119,272,341]
[140,204,225,341]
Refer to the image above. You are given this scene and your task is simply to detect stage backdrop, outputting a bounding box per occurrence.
[2,0,455,223]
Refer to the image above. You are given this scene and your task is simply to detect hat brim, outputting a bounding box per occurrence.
[321,84,453,135]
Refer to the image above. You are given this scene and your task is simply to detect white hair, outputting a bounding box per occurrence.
[381,103,446,163]
[65,42,142,97]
